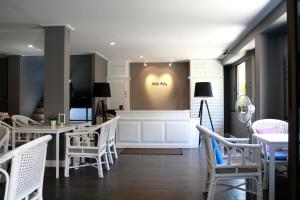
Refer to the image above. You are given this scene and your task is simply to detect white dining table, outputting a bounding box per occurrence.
[252,133,288,200]
[12,124,76,178]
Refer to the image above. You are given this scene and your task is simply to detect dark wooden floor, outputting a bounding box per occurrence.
[42,147,288,200]
[0,147,288,200]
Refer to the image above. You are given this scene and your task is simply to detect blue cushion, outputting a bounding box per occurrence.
[211,138,224,164]
[267,151,288,161]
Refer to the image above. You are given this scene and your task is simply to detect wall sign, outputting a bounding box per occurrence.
[152,82,168,86]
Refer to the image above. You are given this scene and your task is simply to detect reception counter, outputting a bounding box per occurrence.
[116,110,198,148]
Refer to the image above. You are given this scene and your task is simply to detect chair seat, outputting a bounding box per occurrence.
[68,147,98,156]
[216,162,260,174]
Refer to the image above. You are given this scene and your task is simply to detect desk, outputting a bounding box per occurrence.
[252,134,288,200]
[12,124,76,178]
[116,110,196,148]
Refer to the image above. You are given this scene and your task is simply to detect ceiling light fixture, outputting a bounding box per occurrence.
[223,50,231,56]
[110,42,116,46]
[28,44,34,48]
[139,56,144,59]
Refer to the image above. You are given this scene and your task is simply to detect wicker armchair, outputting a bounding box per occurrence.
[64,120,111,178]
[11,115,42,145]
[196,125,263,200]
[0,124,10,155]
[0,135,52,200]
[107,116,119,164]
[252,119,288,189]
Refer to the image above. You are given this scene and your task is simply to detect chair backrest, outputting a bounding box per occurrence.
[0,120,13,147]
[252,119,288,134]
[108,116,120,140]
[196,125,218,172]
[0,135,51,200]
[11,115,36,127]
[98,120,111,152]
[0,120,13,130]
[0,125,10,155]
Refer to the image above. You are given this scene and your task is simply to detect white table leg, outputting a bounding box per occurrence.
[56,132,59,179]
[12,130,16,149]
[268,145,275,200]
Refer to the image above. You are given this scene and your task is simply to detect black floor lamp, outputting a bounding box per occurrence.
[194,82,214,145]
[93,82,111,123]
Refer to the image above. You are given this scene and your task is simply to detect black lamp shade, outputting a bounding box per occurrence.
[194,82,213,97]
[93,83,111,97]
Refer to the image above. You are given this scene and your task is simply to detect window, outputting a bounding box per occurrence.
[70,108,92,121]
[237,62,246,98]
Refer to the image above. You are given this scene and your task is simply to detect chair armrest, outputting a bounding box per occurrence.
[0,168,9,200]
[0,151,13,165]
[29,120,42,126]
[224,138,249,143]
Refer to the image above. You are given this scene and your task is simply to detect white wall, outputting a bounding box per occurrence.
[108,59,224,135]
[107,61,130,110]
[190,60,224,134]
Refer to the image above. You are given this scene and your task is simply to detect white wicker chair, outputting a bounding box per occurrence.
[11,115,42,144]
[0,120,13,148]
[64,120,111,178]
[252,119,288,189]
[0,125,10,156]
[0,135,52,200]
[196,125,263,200]
[107,116,119,164]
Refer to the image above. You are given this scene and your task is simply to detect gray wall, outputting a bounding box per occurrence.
[92,53,107,83]
[44,26,70,121]
[224,52,255,137]
[70,55,91,95]
[225,31,287,138]
[20,56,44,116]
[7,56,44,116]
[0,57,8,112]
[255,32,286,119]
[130,62,189,110]
[91,53,107,122]
[8,55,21,115]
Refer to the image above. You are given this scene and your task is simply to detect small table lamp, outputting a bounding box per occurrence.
[194,82,214,145]
[93,83,111,123]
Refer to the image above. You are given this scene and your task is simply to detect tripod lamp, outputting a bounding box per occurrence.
[194,82,214,145]
[93,82,111,123]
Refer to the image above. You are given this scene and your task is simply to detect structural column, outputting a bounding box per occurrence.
[44,26,70,121]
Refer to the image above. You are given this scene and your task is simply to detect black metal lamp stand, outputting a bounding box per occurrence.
[198,99,214,145]
[194,82,214,146]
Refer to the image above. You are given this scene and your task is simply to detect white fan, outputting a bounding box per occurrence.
[235,95,255,137]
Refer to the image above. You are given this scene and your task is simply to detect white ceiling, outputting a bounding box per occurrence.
[0,0,275,61]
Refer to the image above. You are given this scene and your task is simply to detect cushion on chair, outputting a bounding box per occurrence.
[211,138,224,164]
[267,150,288,161]
[256,127,279,134]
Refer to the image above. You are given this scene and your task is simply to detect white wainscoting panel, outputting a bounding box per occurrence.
[142,121,164,142]
[166,121,189,142]
[116,110,196,148]
[118,121,141,142]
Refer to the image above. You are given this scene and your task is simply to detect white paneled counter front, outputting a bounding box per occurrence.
[116,110,198,148]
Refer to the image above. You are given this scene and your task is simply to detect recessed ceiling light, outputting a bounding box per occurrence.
[139,56,144,58]
[110,42,116,46]
[28,44,34,48]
